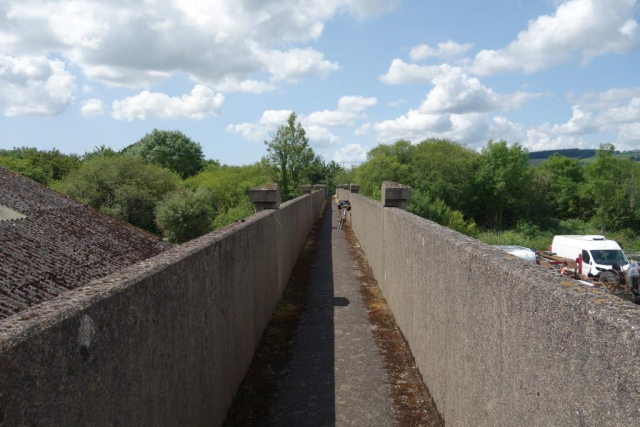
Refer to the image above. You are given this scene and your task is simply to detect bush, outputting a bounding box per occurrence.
[186,164,271,214]
[156,187,215,243]
[516,220,541,237]
[0,147,79,184]
[212,198,255,230]
[476,230,552,251]
[408,189,478,237]
[0,156,47,183]
[52,156,180,233]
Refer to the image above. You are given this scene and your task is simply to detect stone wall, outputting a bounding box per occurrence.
[0,189,326,427]
[341,190,640,426]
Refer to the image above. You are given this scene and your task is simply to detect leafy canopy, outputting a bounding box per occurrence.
[0,147,80,184]
[124,129,205,178]
[264,112,316,200]
[156,187,215,243]
[53,156,180,234]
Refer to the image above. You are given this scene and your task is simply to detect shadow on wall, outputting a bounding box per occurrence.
[224,197,339,425]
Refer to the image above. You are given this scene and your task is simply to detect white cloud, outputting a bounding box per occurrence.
[0,1,382,90]
[373,65,544,143]
[355,123,372,135]
[344,0,400,17]
[337,95,377,112]
[303,95,375,127]
[80,98,104,117]
[567,87,640,110]
[208,77,275,94]
[0,55,75,116]
[368,84,640,151]
[618,122,640,146]
[226,123,267,141]
[306,125,340,146]
[333,143,368,164]
[369,108,596,150]
[388,99,406,107]
[419,65,545,114]
[379,59,442,84]
[226,109,292,142]
[227,95,372,144]
[82,85,94,93]
[257,47,340,83]
[372,109,452,143]
[469,0,640,76]
[304,110,359,127]
[259,110,293,126]
[111,84,224,121]
[409,40,474,61]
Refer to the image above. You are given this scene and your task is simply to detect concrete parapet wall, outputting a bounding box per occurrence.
[346,192,640,426]
[0,190,326,426]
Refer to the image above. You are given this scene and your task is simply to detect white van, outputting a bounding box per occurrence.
[551,235,630,277]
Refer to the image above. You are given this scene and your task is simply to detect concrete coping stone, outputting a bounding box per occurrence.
[300,184,312,194]
[349,184,361,193]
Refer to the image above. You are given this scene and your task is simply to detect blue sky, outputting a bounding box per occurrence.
[0,0,639,165]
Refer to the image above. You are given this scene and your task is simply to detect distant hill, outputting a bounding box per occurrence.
[528,149,639,165]
[528,149,597,160]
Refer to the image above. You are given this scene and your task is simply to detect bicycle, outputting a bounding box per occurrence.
[337,200,350,229]
[339,206,347,229]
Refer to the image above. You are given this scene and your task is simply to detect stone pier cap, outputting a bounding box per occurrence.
[249,183,280,211]
[300,184,312,194]
[381,181,412,209]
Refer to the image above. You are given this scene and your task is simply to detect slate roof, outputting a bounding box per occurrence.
[0,166,172,320]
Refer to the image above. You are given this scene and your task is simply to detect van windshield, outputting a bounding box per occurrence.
[590,250,628,265]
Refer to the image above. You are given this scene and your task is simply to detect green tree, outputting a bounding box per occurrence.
[82,145,118,162]
[583,144,640,233]
[124,129,205,178]
[305,158,344,195]
[536,154,585,219]
[355,141,412,199]
[475,140,532,230]
[408,139,478,214]
[156,187,215,243]
[334,166,357,191]
[52,156,180,233]
[264,113,315,200]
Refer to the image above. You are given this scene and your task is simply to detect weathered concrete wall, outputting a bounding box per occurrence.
[0,190,326,427]
[346,191,640,426]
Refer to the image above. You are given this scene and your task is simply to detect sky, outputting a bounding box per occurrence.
[0,0,639,165]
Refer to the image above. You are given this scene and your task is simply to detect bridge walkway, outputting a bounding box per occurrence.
[224,199,442,426]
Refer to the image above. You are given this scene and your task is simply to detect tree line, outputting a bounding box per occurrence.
[3,116,638,251]
[345,139,640,252]
[0,114,345,243]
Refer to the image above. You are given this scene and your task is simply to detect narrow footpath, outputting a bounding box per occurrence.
[224,199,442,426]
